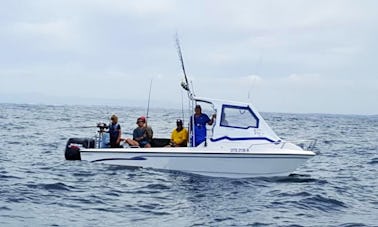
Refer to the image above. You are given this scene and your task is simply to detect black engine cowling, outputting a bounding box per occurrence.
[65,138,95,160]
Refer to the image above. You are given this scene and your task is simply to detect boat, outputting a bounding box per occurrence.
[64,39,317,178]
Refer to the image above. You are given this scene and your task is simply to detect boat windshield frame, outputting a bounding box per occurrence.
[220,104,260,129]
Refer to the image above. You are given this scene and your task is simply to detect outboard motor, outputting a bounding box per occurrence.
[65,138,95,160]
[96,122,110,148]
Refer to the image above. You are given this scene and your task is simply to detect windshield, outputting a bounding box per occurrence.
[220,104,259,129]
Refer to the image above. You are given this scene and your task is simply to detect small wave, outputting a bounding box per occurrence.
[323,140,335,144]
[134,204,171,215]
[230,179,252,186]
[145,183,171,190]
[193,193,206,199]
[104,191,121,197]
[138,203,162,210]
[38,142,59,149]
[9,125,26,130]
[7,141,22,145]
[27,182,73,191]
[0,206,11,211]
[149,210,171,215]
[140,209,170,216]
[243,222,273,227]
[72,171,97,177]
[0,174,22,180]
[70,197,106,206]
[57,117,72,121]
[278,191,312,197]
[298,194,347,212]
[338,223,368,227]
[368,157,378,164]
[133,183,171,193]
[90,207,124,213]
[260,174,327,184]
[213,217,235,223]
[105,165,142,171]
[6,197,27,203]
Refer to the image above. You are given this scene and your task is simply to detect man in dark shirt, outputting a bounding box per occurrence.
[126,116,152,148]
[108,114,121,148]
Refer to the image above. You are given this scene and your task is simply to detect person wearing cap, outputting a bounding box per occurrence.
[108,114,122,148]
[126,116,152,148]
[169,119,188,147]
[190,104,215,146]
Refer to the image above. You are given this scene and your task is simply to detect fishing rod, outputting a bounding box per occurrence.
[146,78,153,120]
[143,78,154,142]
[181,88,185,124]
[175,34,196,147]
[175,34,192,97]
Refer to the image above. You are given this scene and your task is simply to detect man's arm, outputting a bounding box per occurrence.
[208,114,216,125]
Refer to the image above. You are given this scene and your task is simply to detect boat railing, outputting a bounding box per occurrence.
[281,139,317,151]
[248,139,317,151]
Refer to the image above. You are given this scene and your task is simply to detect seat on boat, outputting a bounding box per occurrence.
[151,138,170,147]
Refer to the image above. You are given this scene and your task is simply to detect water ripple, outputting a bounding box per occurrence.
[368,157,378,164]
[26,182,73,192]
[297,194,348,212]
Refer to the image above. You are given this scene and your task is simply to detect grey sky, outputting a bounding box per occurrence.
[0,0,377,114]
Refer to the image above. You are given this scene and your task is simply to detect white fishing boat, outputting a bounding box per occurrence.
[64,38,316,178]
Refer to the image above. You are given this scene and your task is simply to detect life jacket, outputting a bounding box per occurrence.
[108,123,120,140]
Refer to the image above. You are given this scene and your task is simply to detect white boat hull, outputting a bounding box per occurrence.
[64,94,317,178]
[78,148,315,178]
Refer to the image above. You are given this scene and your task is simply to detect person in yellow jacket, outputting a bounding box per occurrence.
[169,119,188,147]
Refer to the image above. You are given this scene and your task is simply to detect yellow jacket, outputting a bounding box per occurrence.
[171,128,189,146]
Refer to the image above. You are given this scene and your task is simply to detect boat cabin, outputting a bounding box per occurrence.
[190,97,281,148]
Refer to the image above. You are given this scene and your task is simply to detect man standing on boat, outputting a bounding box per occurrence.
[109,114,122,148]
[190,104,215,146]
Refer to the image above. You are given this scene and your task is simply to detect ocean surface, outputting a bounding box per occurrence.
[0,103,377,226]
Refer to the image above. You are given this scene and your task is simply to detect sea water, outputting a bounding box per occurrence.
[0,103,377,226]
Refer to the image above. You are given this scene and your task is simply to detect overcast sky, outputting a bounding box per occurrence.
[0,0,377,115]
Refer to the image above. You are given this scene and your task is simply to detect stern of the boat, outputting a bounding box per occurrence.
[65,138,95,160]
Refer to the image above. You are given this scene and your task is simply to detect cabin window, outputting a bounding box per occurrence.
[220,105,259,129]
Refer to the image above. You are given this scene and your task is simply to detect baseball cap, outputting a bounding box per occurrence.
[137,116,146,123]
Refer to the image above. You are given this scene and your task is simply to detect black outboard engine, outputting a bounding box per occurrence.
[65,138,95,160]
